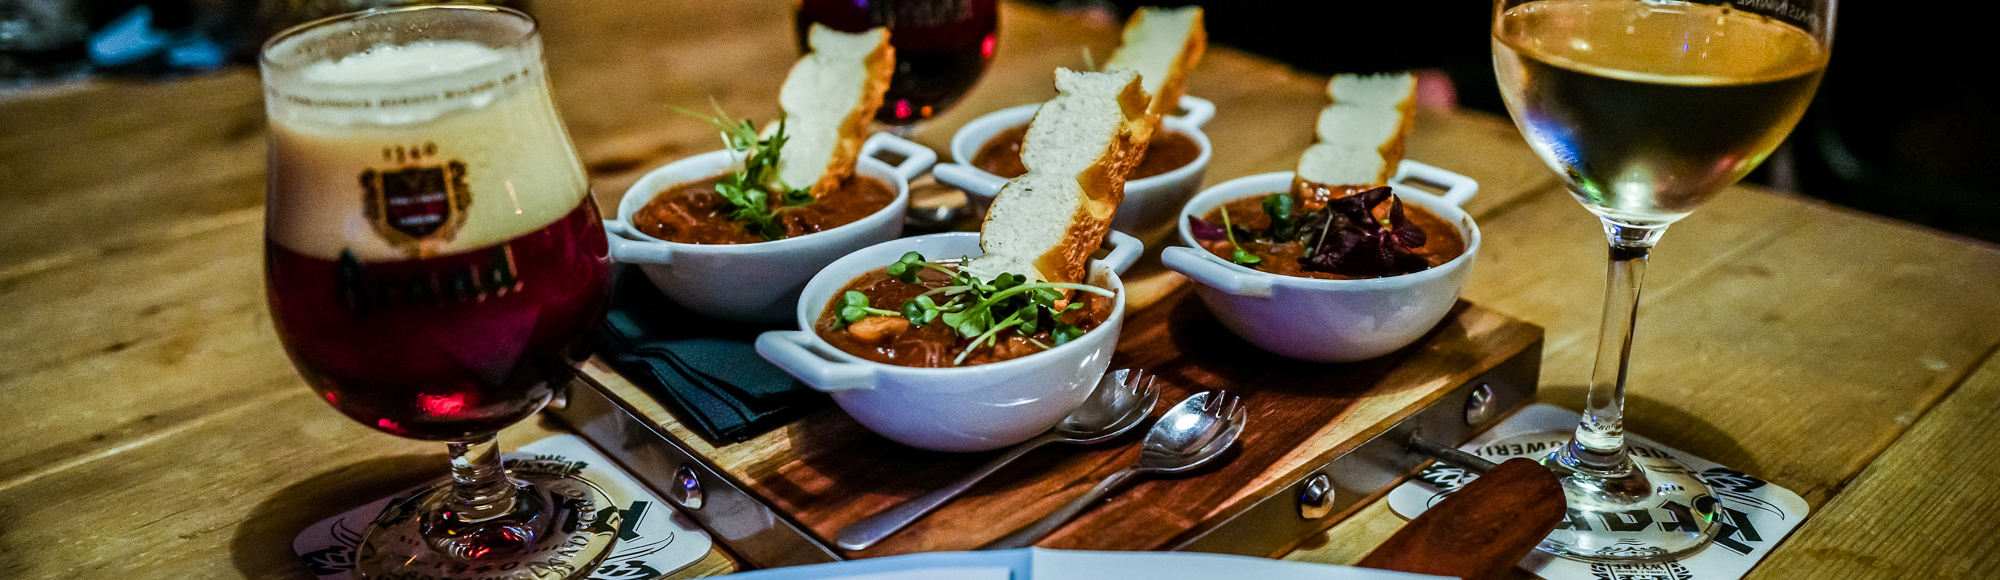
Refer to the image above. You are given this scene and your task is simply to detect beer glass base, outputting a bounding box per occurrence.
[355,467,620,580]
[1505,431,1721,563]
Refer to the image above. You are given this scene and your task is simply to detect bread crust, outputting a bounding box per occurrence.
[1104,7,1206,122]
[1146,13,1205,120]
[977,70,1151,285]
[813,30,895,196]
[1293,73,1416,212]
[1045,74,1149,285]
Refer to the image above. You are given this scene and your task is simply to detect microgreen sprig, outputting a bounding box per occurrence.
[1219,207,1263,266]
[835,290,900,327]
[886,251,957,284]
[672,101,814,241]
[864,252,1114,366]
[1263,194,1297,239]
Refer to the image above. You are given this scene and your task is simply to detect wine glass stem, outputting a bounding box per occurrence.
[1566,220,1667,475]
[445,435,520,523]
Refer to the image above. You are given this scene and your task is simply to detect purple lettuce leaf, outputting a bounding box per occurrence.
[1188,215,1227,242]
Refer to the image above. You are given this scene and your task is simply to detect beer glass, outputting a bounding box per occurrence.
[261,6,616,578]
[797,0,1000,132]
[1492,0,1834,562]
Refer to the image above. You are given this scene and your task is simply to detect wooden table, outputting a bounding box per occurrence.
[3,1,1997,578]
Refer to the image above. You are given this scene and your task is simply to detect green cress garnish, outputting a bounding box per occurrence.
[1218,206,1262,266]
[852,251,1116,366]
[1263,193,1298,239]
[674,102,816,241]
[835,291,899,326]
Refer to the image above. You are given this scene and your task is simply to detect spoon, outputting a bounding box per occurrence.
[980,390,1247,550]
[903,202,970,232]
[835,369,1163,551]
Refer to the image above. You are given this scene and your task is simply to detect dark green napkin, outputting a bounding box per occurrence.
[595,265,824,444]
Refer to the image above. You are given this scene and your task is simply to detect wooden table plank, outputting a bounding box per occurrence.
[0,216,280,481]
[1747,346,2000,579]
[1287,193,2000,573]
[2,1,1998,579]
[0,72,266,273]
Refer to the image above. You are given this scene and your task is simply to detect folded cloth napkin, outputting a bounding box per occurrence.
[595,265,825,444]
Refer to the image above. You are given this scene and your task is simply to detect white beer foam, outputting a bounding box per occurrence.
[268,42,589,262]
[303,40,507,85]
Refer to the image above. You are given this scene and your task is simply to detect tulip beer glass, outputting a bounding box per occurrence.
[261,6,615,578]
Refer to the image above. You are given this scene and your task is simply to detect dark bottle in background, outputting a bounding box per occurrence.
[796,0,998,127]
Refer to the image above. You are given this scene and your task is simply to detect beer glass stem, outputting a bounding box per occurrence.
[1560,220,1666,475]
[445,435,520,523]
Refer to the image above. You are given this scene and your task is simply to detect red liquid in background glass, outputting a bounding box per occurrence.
[266,200,611,441]
[797,0,998,126]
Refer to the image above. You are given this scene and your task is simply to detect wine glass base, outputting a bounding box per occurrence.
[1502,431,1722,564]
[355,467,620,580]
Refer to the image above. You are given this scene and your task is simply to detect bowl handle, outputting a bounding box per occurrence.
[1098,230,1144,276]
[1171,95,1216,128]
[756,331,876,392]
[603,220,674,265]
[1395,159,1480,207]
[1161,246,1274,298]
[864,133,939,183]
[933,162,1008,203]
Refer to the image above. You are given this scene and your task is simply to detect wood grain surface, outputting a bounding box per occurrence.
[1357,458,1566,580]
[581,289,1540,559]
[2,1,1998,579]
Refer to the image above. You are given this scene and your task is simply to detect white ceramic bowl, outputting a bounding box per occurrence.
[603,133,937,323]
[933,95,1214,238]
[755,230,1143,452]
[1160,161,1482,362]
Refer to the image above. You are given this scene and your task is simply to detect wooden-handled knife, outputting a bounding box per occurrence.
[1356,456,1567,580]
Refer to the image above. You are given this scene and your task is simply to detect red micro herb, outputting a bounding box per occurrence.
[1188,215,1227,242]
[1298,187,1430,277]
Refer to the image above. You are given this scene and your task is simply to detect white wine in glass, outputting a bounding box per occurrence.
[1492,0,1833,562]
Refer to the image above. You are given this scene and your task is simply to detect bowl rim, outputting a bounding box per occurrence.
[948,103,1214,190]
[610,149,911,255]
[791,231,1129,377]
[1175,171,1484,290]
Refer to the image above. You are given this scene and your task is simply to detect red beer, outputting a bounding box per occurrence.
[263,28,610,442]
[266,201,608,441]
[261,8,622,575]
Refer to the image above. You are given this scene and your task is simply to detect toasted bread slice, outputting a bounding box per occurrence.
[1102,6,1205,119]
[1293,73,1417,210]
[968,68,1151,284]
[776,25,894,196]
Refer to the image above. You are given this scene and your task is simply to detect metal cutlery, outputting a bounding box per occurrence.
[835,369,1163,551]
[980,390,1247,550]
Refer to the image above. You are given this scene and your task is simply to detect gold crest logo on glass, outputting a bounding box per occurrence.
[261,5,616,578]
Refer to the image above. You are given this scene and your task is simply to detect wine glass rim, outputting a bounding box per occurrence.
[260,4,540,74]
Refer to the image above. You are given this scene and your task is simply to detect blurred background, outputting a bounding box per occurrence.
[4,0,1994,243]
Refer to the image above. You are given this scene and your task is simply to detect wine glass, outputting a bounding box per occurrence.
[796,0,1001,136]
[261,6,617,578]
[1491,0,1834,562]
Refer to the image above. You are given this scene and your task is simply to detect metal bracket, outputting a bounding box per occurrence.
[1172,339,1540,556]
[1298,474,1335,520]
[551,337,1539,567]
[545,372,843,568]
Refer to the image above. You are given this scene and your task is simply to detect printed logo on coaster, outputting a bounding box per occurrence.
[1388,404,1809,580]
[294,434,712,580]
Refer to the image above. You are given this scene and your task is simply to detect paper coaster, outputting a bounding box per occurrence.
[294,434,712,580]
[1387,404,1808,580]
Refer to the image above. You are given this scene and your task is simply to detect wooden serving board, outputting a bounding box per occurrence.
[566,280,1544,563]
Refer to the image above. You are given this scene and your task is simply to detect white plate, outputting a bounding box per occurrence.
[721,548,1450,580]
